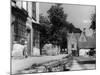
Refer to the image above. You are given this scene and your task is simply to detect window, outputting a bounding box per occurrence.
[72,44,74,48]
[32,2,36,21]
[22,2,27,10]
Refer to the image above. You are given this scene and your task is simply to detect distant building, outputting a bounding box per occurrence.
[78,31,96,49]
[67,29,96,56]
[67,33,80,55]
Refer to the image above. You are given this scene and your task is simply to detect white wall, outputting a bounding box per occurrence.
[27,2,32,18]
[36,2,39,23]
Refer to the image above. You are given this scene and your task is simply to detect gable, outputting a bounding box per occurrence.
[78,33,96,49]
[79,32,87,42]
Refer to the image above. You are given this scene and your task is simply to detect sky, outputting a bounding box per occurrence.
[39,2,95,31]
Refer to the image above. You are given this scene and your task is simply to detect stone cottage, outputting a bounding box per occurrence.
[67,29,96,56]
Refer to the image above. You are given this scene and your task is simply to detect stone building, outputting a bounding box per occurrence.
[11,0,28,50]
[11,0,40,56]
[67,33,80,55]
[67,29,96,56]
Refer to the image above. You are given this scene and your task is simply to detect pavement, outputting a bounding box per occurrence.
[70,59,83,70]
[11,54,68,74]
[70,56,96,71]
[75,56,96,61]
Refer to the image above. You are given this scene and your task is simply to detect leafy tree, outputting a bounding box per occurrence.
[47,4,68,51]
[39,14,51,54]
[39,14,51,26]
[90,13,96,30]
[47,4,67,29]
[39,4,82,53]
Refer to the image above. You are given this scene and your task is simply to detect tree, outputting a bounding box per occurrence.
[90,13,96,30]
[39,14,52,54]
[39,14,51,25]
[47,4,69,51]
[39,4,82,53]
[47,4,67,29]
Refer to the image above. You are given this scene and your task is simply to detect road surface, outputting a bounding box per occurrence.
[12,55,96,74]
[70,57,96,71]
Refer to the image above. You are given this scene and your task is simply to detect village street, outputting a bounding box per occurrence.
[70,56,96,71]
[11,54,68,74]
[11,54,96,74]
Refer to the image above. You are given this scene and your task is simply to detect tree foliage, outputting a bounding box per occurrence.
[47,4,67,28]
[39,14,51,50]
[39,4,82,50]
[90,13,96,30]
[47,4,68,49]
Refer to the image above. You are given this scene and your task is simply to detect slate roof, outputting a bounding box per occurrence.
[78,35,96,49]
[68,32,96,49]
